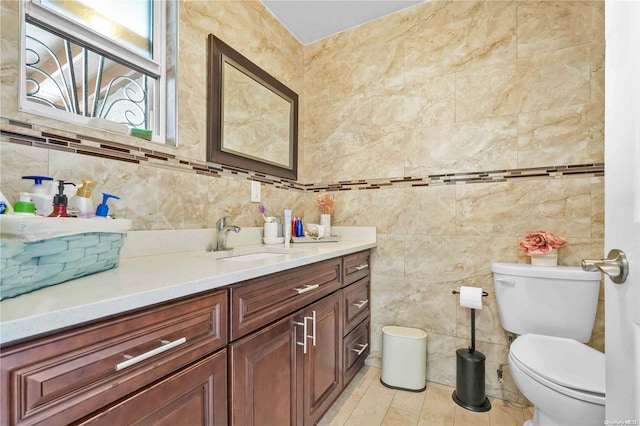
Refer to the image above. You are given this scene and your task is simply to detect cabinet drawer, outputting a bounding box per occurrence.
[1,291,227,426]
[342,251,370,287]
[230,258,341,340]
[343,276,370,336]
[343,320,370,387]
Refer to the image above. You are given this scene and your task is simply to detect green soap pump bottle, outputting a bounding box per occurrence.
[48,180,76,217]
[14,193,36,215]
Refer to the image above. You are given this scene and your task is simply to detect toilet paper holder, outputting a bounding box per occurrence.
[451,289,492,412]
[452,289,488,353]
[451,290,489,297]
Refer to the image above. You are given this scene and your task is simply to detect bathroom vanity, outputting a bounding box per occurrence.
[0,235,374,425]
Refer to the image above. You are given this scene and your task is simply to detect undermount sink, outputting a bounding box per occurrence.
[221,252,288,262]
[202,246,301,261]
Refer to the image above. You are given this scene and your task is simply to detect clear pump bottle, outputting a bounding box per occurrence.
[69,179,97,218]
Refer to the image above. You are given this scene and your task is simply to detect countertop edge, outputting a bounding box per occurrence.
[1,241,376,346]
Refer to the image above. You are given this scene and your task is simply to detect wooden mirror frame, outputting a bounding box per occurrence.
[207,34,298,180]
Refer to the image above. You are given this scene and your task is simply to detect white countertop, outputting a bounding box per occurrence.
[0,227,376,345]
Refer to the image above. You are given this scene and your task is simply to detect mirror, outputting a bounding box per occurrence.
[207,35,298,180]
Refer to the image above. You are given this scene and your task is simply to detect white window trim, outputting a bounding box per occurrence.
[19,0,175,146]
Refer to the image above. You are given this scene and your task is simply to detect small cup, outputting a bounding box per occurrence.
[316,225,325,238]
[264,222,278,239]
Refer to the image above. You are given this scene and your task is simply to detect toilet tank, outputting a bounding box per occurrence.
[491,262,601,343]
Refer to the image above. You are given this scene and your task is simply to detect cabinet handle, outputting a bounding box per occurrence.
[352,299,368,309]
[309,311,317,347]
[293,284,320,294]
[115,337,187,371]
[353,264,368,271]
[294,318,308,354]
[351,343,369,356]
[295,312,316,354]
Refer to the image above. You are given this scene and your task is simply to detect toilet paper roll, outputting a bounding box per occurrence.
[459,286,483,310]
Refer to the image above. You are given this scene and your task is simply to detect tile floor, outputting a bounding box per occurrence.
[318,366,533,426]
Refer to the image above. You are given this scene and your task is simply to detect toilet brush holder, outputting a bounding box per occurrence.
[451,290,491,412]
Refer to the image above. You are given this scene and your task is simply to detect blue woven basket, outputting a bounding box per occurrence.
[0,232,127,300]
[0,216,131,300]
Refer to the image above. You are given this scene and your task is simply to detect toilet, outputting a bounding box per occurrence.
[492,262,605,426]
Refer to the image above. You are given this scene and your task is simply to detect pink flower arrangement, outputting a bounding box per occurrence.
[519,231,568,256]
[315,193,336,215]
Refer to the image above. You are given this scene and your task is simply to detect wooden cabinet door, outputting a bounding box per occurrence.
[229,315,303,426]
[302,291,343,426]
[80,349,227,425]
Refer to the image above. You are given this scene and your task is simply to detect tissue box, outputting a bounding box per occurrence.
[0,216,131,300]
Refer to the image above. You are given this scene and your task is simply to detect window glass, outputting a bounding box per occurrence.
[40,0,153,58]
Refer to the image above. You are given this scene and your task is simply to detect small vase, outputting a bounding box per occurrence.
[530,249,558,266]
[320,214,331,237]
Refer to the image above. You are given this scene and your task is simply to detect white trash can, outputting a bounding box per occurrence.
[381,326,427,392]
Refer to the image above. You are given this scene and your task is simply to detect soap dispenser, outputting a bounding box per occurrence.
[22,175,54,216]
[95,193,120,218]
[48,180,76,217]
[69,179,97,218]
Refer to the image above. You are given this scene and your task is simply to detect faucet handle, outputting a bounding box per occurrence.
[216,216,229,229]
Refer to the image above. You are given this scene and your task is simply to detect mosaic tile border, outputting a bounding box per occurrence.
[1,118,604,192]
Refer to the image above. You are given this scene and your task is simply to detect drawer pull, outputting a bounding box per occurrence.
[293,284,320,294]
[351,343,369,356]
[353,264,368,271]
[115,337,187,371]
[352,299,369,309]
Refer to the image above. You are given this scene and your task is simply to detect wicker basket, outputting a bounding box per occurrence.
[0,216,131,300]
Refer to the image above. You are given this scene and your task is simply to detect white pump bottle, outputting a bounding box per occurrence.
[69,179,97,218]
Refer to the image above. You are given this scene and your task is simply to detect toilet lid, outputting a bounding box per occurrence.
[510,334,605,397]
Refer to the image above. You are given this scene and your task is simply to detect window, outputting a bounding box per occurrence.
[20,0,177,146]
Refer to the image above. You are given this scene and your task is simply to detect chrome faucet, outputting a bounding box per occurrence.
[210,216,241,251]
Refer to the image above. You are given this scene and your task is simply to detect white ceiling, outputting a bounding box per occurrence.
[261,1,426,45]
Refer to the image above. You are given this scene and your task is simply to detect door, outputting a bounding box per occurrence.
[81,350,228,425]
[604,0,640,421]
[303,291,343,426]
[229,316,302,426]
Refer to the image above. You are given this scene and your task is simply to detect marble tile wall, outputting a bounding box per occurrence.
[0,0,306,229]
[1,0,604,404]
[303,0,605,404]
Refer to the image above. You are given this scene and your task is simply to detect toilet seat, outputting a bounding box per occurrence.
[510,334,605,405]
